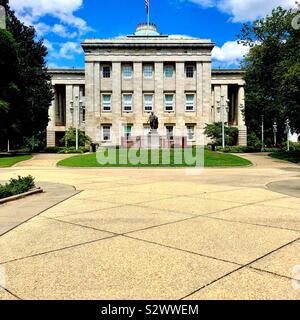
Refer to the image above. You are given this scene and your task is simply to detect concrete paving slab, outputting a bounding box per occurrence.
[185,268,300,300]
[55,205,193,234]
[40,199,122,218]
[140,196,242,215]
[261,197,300,210]
[209,204,300,231]
[0,217,113,263]
[251,240,300,280]
[0,182,78,236]
[96,191,174,205]
[2,236,238,300]
[0,288,17,300]
[195,188,288,204]
[106,181,243,196]
[130,217,300,264]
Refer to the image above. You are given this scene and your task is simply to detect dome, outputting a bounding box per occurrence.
[133,23,160,36]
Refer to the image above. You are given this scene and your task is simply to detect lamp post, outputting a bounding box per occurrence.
[261,115,265,152]
[285,119,290,152]
[273,122,278,146]
[217,95,230,148]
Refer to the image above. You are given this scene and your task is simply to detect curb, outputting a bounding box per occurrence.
[0,188,43,205]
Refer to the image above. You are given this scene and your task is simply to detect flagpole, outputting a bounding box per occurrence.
[147,0,150,34]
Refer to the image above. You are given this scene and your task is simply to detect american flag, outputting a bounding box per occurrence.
[146,0,149,14]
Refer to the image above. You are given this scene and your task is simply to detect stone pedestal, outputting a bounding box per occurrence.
[147,130,160,150]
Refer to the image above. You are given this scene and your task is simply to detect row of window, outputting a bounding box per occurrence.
[102,64,195,79]
[101,93,196,113]
[102,125,196,141]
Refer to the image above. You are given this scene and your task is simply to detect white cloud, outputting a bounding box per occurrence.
[51,42,82,60]
[212,40,250,66]
[186,0,295,22]
[10,0,92,35]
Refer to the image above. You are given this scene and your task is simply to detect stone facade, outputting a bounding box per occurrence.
[47,24,247,147]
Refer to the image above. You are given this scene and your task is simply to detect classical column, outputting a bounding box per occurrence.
[155,62,164,135]
[237,86,247,146]
[133,62,143,136]
[84,62,95,141]
[175,62,185,136]
[221,84,229,123]
[65,85,73,128]
[46,91,56,147]
[112,62,121,144]
[196,62,203,117]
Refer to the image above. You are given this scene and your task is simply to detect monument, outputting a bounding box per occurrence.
[0,5,6,30]
[147,112,160,149]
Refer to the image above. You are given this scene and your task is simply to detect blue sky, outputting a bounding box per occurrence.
[10,0,296,68]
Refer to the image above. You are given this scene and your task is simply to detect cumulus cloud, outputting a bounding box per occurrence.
[10,0,92,35]
[186,0,295,22]
[212,41,250,66]
[51,42,82,60]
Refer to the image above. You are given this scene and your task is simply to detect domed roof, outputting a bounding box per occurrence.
[133,23,160,36]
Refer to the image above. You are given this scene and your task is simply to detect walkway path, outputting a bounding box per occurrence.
[0,153,299,300]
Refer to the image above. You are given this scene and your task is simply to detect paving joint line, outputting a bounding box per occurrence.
[0,190,82,238]
[180,233,300,300]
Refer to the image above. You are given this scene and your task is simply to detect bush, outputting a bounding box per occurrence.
[204,123,238,146]
[60,128,92,148]
[247,132,262,148]
[218,146,257,153]
[0,175,35,199]
[282,141,300,151]
[58,147,87,154]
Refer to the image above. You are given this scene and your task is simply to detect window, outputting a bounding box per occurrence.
[124,125,132,138]
[186,94,195,111]
[186,65,194,78]
[123,94,132,112]
[102,94,111,111]
[164,65,174,78]
[81,106,86,123]
[144,94,153,112]
[165,94,174,112]
[102,125,111,141]
[144,65,153,78]
[166,126,174,140]
[102,66,111,78]
[186,125,195,141]
[122,65,133,78]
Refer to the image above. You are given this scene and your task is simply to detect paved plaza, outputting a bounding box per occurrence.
[0,153,300,300]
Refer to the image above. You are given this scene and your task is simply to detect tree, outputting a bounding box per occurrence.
[204,123,239,146]
[239,5,300,143]
[0,0,53,149]
[60,128,92,148]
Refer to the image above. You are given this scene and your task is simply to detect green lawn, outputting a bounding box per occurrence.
[0,155,32,168]
[58,148,251,168]
[269,150,300,164]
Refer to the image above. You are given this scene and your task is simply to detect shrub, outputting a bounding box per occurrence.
[247,132,262,148]
[282,141,300,151]
[204,123,238,146]
[60,128,92,148]
[0,175,35,199]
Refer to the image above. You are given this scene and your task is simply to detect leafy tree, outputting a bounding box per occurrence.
[60,128,92,148]
[0,0,53,149]
[204,123,239,146]
[239,5,300,143]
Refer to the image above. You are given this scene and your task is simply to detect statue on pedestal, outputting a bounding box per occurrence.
[148,112,159,132]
